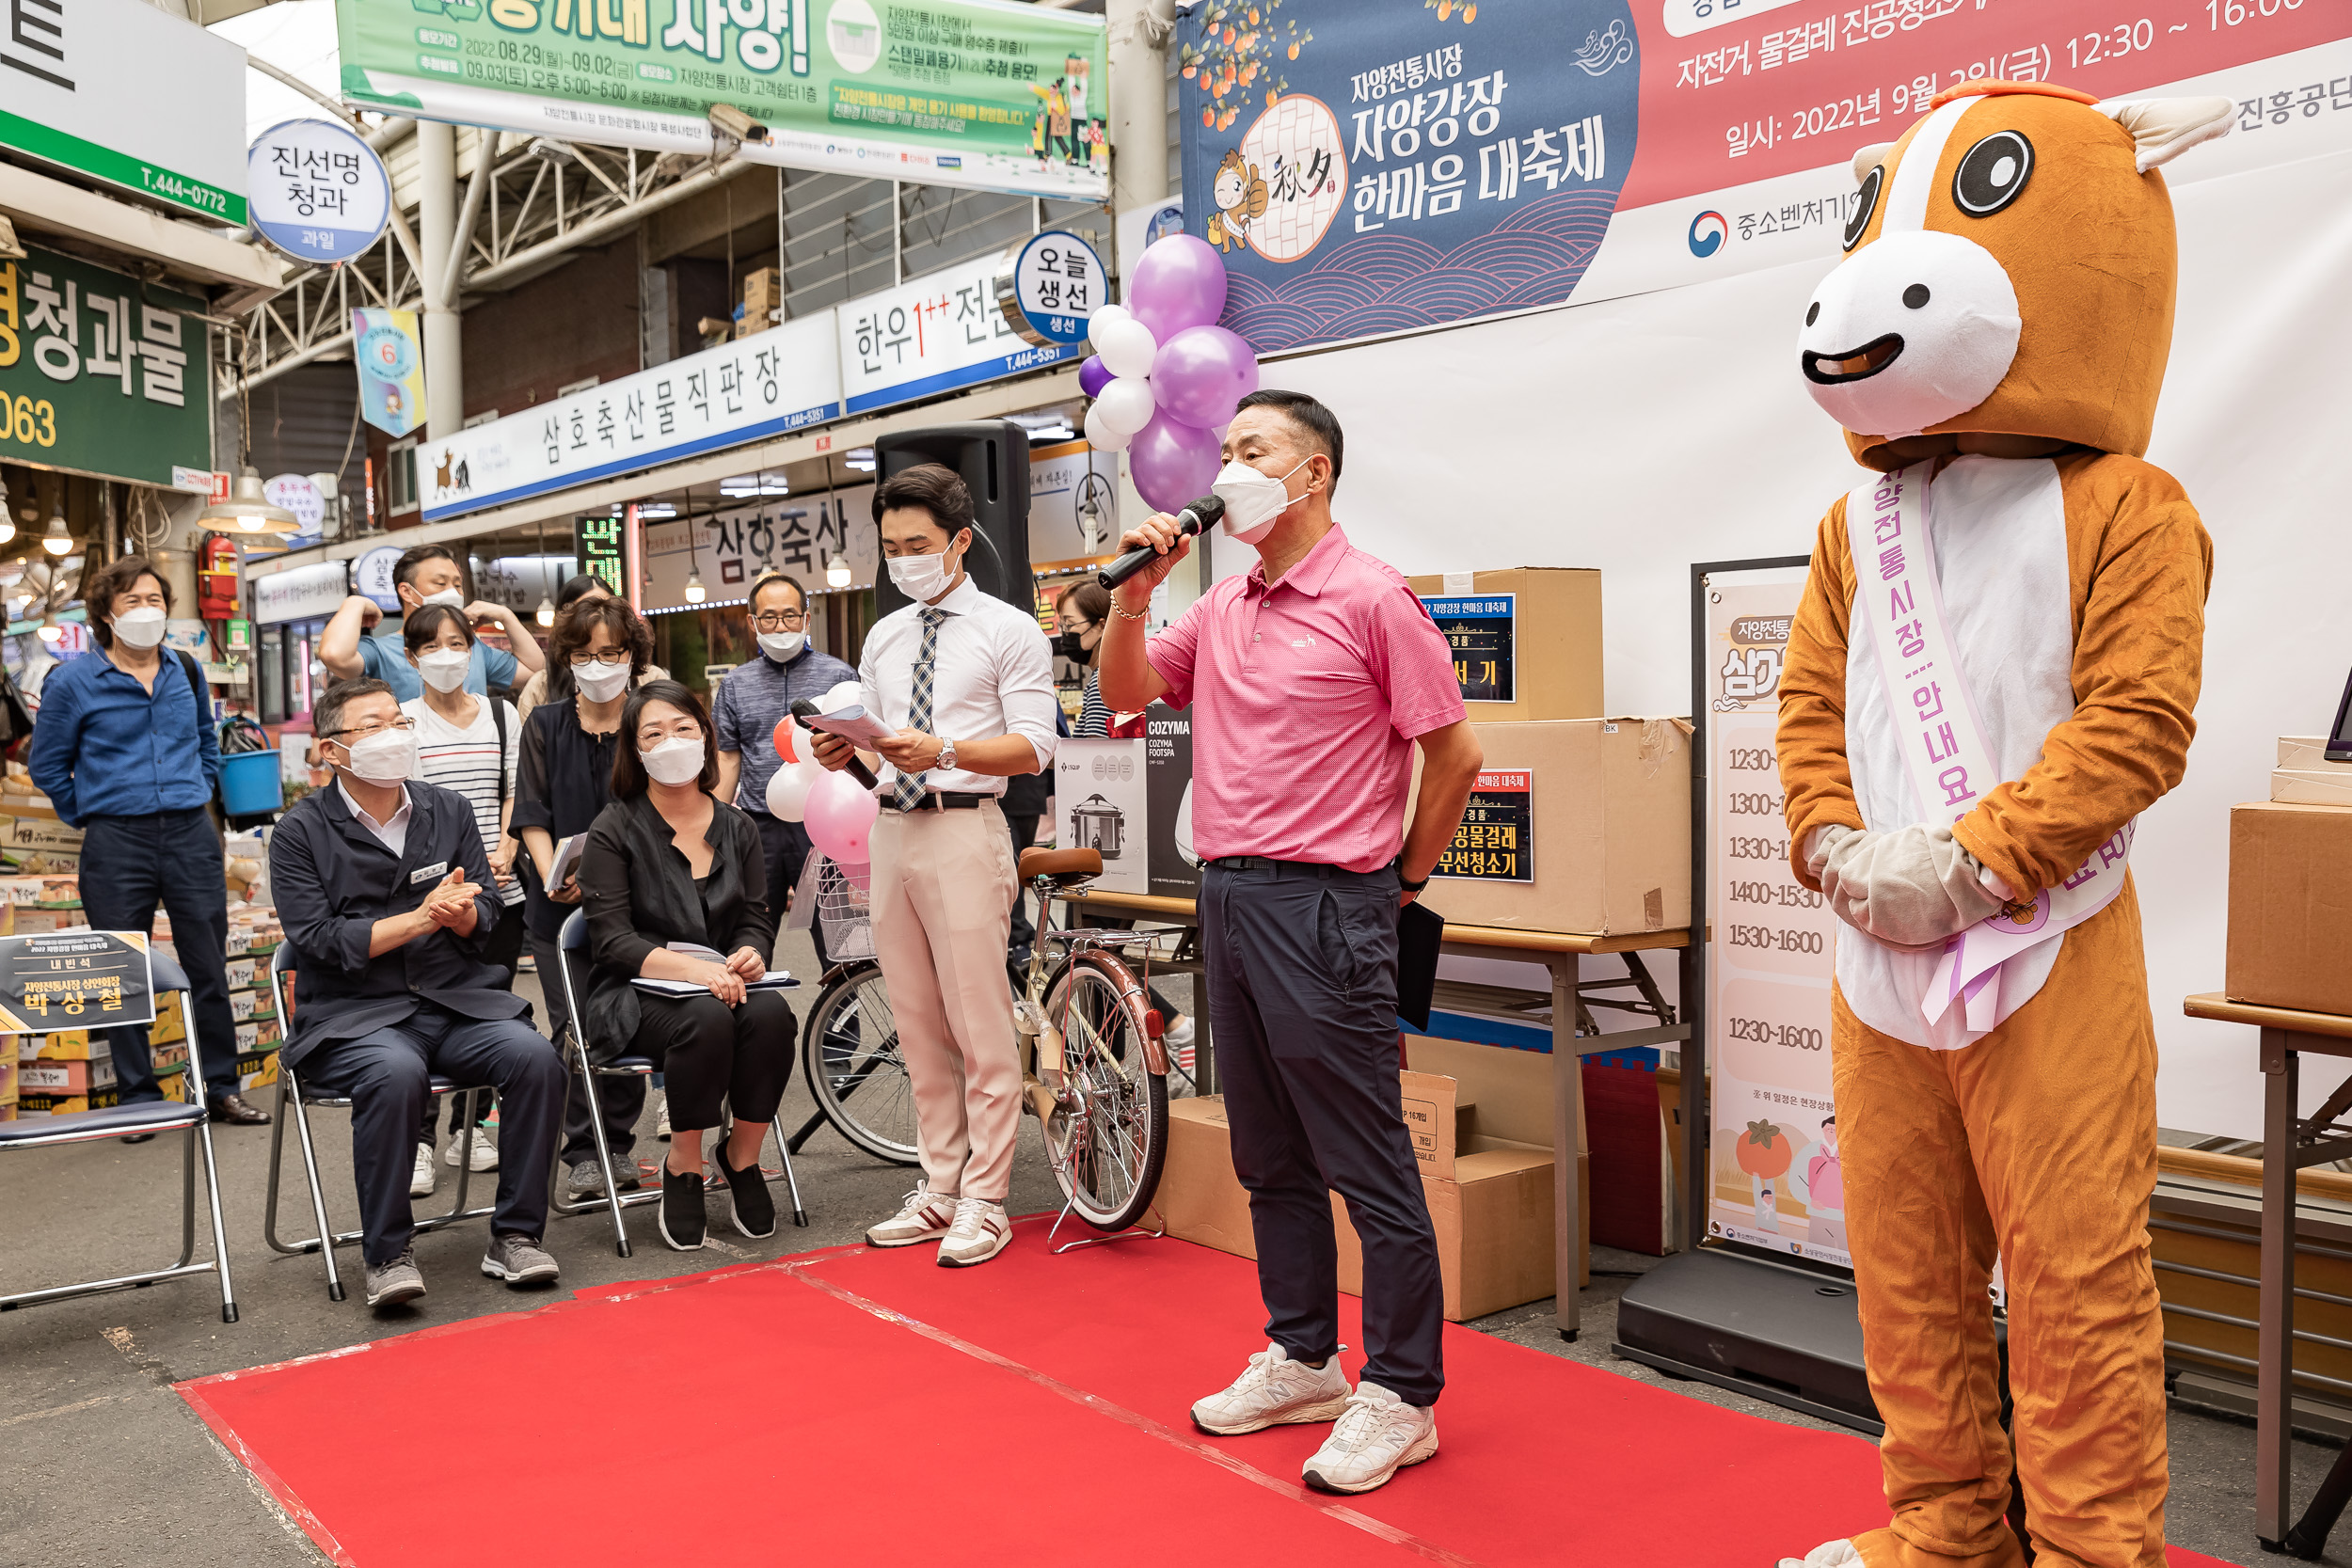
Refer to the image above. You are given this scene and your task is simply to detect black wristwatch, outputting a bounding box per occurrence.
[1399,869,1430,894]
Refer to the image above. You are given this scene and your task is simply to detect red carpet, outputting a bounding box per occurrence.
[179,1222,2235,1566]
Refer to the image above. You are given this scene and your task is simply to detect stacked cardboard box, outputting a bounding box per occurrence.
[2229,790,2352,1016]
[738,267,782,338]
[0,780,83,876]
[2271,736,2352,807]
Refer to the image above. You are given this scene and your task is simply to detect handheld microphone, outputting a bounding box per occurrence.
[1098,494,1226,591]
[790,699,882,791]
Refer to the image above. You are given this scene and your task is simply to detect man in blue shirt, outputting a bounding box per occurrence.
[28,557,268,1130]
[711,572,856,937]
[320,544,546,704]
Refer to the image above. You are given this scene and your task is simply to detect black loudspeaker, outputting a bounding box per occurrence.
[872,421,1032,617]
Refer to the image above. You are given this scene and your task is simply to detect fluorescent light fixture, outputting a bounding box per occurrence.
[844,448,877,473]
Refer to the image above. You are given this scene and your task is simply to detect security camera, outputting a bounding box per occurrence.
[708,104,770,145]
[528,138,580,166]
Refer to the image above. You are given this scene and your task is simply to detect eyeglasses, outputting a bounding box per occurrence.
[637,721,705,747]
[568,650,632,666]
[323,717,417,741]
[750,611,807,630]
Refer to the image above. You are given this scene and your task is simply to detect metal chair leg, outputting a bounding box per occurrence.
[574,1045,632,1258]
[283,1067,345,1302]
[176,1126,199,1270]
[262,1070,301,1256]
[449,1086,477,1222]
[770,1111,808,1227]
[193,1112,239,1323]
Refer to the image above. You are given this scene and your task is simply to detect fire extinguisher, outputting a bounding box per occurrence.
[198,534,240,621]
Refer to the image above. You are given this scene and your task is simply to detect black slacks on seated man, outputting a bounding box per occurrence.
[1200,857,1443,1408]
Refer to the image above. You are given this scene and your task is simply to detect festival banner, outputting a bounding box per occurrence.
[1177,0,2352,356]
[336,0,1108,200]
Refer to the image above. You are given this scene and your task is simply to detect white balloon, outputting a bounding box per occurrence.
[1084,403,1132,452]
[766,758,819,823]
[1093,317,1159,380]
[1087,303,1134,352]
[1091,375,1157,437]
[820,679,864,712]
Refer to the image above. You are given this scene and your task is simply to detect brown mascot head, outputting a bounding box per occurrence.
[1796,81,2235,471]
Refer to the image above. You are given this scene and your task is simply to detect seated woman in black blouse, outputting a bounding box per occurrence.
[577,680,798,1250]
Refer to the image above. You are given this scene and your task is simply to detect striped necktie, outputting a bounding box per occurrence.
[893,607,946,810]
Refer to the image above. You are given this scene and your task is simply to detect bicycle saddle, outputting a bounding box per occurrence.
[1020,847,1103,882]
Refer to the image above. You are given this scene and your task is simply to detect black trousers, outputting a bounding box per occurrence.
[630,990,797,1132]
[532,927,647,1167]
[296,1002,564,1267]
[1006,812,1040,954]
[748,808,828,971]
[1200,859,1443,1407]
[79,810,239,1103]
[420,901,524,1144]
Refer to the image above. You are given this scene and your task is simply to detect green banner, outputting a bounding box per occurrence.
[336,0,1108,200]
[0,245,214,489]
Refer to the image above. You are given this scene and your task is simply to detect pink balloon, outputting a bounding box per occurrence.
[1151,325,1260,432]
[1127,411,1223,515]
[803,769,879,864]
[837,860,872,891]
[1128,234,1228,344]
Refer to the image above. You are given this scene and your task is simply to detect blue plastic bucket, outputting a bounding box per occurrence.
[218,751,284,817]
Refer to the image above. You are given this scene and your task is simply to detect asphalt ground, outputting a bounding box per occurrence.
[0,930,2335,1566]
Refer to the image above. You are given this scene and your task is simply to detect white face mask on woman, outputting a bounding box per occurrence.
[342,727,418,784]
[573,661,630,703]
[641,736,706,786]
[110,606,168,650]
[415,647,470,693]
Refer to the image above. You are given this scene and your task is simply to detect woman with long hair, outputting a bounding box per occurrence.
[513,575,667,720]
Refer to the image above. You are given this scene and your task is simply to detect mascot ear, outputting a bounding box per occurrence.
[1851,143,1895,184]
[2099,96,2236,173]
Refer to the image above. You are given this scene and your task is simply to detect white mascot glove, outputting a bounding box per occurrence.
[1805,823,2008,953]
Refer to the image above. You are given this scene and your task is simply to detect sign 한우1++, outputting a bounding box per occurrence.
[1421,592,1515,704]
[1435,768,1532,882]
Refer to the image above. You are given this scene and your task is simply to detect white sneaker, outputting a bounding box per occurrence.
[654,1096,672,1141]
[866,1186,960,1248]
[408,1142,437,1198]
[1301,1381,1438,1494]
[443,1124,499,1170]
[1190,1341,1351,1435]
[1778,1543,1865,1568]
[1165,1015,1197,1072]
[937,1197,1011,1267]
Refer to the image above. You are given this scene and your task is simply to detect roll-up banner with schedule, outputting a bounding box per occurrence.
[1699,559,1846,1271]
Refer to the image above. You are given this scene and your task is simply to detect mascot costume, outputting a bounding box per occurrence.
[1773,81,2235,1568]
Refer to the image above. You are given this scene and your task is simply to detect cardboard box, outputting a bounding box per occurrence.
[223,958,256,991]
[24,1030,97,1060]
[2228,800,2352,1016]
[2274,769,2352,807]
[1144,704,1199,899]
[1055,739,1149,895]
[20,1057,113,1094]
[2280,736,2333,768]
[1406,567,1602,723]
[738,267,782,337]
[1400,1069,1470,1180]
[150,992,185,1046]
[17,1087,115,1116]
[1412,718,1692,935]
[7,816,82,851]
[236,1048,278,1094]
[8,909,79,936]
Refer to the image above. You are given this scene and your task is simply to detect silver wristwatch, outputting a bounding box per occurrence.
[936,736,957,772]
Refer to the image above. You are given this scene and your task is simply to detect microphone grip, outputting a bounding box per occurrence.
[790,700,881,791]
[1098,511,1202,591]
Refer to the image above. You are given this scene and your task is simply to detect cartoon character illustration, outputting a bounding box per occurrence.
[1065,56,1090,162]
[1774,83,2234,1568]
[1788,1115,1845,1251]
[1733,1117,1793,1234]
[1206,149,1268,254]
[1030,79,1072,163]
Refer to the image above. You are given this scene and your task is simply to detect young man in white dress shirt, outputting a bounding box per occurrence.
[808,463,1058,1267]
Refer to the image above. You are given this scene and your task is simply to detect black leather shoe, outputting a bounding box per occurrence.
[208,1093,272,1126]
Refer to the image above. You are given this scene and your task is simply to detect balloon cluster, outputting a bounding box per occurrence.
[764,680,879,890]
[1079,234,1259,514]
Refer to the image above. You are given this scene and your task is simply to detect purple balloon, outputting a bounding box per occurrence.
[1077,354,1114,400]
[1151,325,1260,432]
[1127,411,1223,515]
[1128,234,1229,345]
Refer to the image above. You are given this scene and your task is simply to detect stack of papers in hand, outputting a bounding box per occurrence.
[629,942,795,995]
[794,701,896,747]
[546,832,586,888]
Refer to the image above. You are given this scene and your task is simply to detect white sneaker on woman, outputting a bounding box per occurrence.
[1300,1382,1438,1494]
[443,1125,499,1170]
[1190,1342,1350,1435]
[408,1142,437,1197]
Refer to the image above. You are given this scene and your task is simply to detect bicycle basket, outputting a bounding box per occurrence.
[814,857,877,962]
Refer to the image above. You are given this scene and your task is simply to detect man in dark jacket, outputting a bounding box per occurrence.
[269,678,566,1308]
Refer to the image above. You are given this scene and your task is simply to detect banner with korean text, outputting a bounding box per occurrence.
[1178,0,2352,355]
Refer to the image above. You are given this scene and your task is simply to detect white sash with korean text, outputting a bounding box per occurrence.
[1850,462,2135,1036]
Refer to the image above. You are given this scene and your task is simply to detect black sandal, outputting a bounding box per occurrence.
[715,1140,776,1240]
[658,1157,707,1251]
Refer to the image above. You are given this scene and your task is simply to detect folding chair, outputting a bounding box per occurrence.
[262,943,498,1303]
[548,910,806,1256]
[0,950,238,1323]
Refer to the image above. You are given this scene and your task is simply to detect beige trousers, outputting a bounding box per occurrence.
[868,799,1021,1203]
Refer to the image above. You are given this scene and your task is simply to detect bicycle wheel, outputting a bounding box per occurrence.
[1042,951,1168,1231]
[801,963,920,1166]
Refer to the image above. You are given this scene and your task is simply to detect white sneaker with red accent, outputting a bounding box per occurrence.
[1300,1381,1438,1494]
[936,1197,1011,1267]
[1777,1543,1865,1568]
[866,1186,959,1248]
[1190,1342,1351,1436]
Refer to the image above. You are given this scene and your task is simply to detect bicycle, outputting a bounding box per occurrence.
[798,846,1171,1236]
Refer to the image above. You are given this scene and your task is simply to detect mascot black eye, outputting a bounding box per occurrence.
[1842,165,1883,252]
[1953,131,2034,217]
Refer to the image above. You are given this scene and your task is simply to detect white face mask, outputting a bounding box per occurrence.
[111,606,167,650]
[572,660,630,703]
[417,587,467,610]
[342,727,417,785]
[1211,457,1311,545]
[641,736,706,786]
[757,630,806,661]
[886,540,962,603]
[415,647,471,693]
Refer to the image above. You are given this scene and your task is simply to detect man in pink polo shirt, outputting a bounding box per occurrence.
[1101,389,1483,1495]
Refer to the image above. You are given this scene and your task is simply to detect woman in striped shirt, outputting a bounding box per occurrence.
[401,603,526,1192]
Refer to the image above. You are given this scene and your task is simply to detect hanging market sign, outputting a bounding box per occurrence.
[0,245,214,490]
[353,309,426,438]
[0,0,248,224]
[420,309,841,522]
[994,230,1104,347]
[333,0,1109,201]
[641,482,877,610]
[841,247,1080,415]
[248,119,393,266]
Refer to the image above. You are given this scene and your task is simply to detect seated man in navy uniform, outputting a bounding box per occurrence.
[269,678,567,1309]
